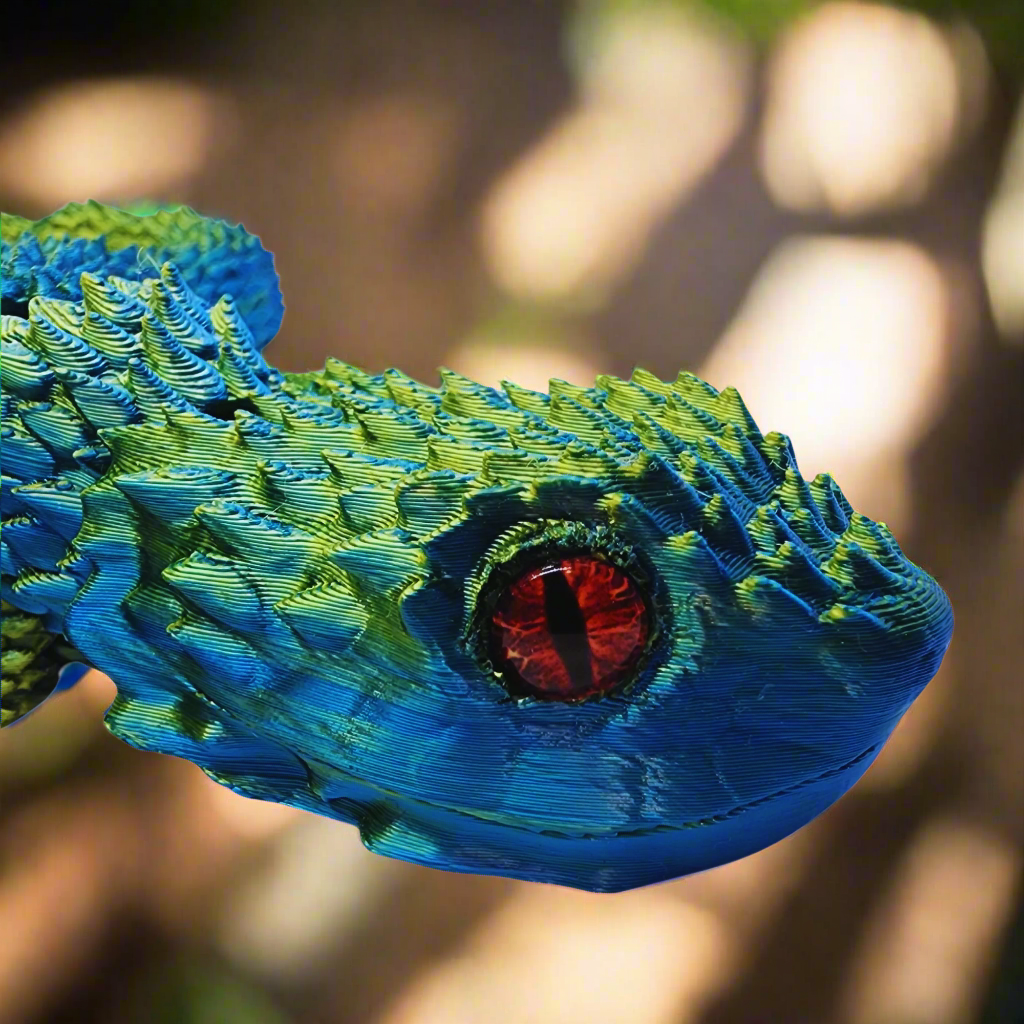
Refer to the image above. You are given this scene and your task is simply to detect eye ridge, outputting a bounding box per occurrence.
[461,520,671,705]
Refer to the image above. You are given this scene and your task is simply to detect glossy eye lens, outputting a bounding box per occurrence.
[489,555,649,700]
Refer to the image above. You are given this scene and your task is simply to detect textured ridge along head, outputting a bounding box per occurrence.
[0,202,954,892]
[1,201,284,348]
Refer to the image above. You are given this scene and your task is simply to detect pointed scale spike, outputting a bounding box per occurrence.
[595,490,676,547]
[163,550,277,636]
[115,467,245,529]
[27,296,84,335]
[209,294,264,371]
[671,370,720,405]
[79,271,147,329]
[258,461,343,528]
[672,371,724,418]
[26,315,108,376]
[195,502,320,594]
[429,410,510,447]
[424,435,491,475]
[695,435,765,506]
[329,528,428,594]
[745,503,803,556]
[139,314,227,406]
[752,540,841,611]
[2,514,71,571]
[338,481,400,535]
[352,405,435,462]
[10,567,80,618]
[216,343,274,398]
[382,368,441,414]
[120,580,188,657]
[159,263,215,333]
[18,398,93,459]
[148,279,218,358]
[547,392,613,447]
[11,475,84,541]
[438,367,516,421]
[822,539,905,595]
[808,473,851,533]
[733,572,818,625]
[1,316,31,344]
[125,356,194,419]
[614,452,707,533]
[631,411,687,457]
[776,467,826,526]
[715,385,762,439]
[395,470,476,536]
[678,451,756,525]
[662,391,723,447]
[757,431,799,483]
[548,377,600,408]
[629,366,673,396]
[595,374,667,422]
[1,424,56,481]
[275,579,369,655]
[321,450,418,490]
[773,468,834,558]
[779,505,835,562]
[105,275,144,299]
[323,358,373,387]
[501,380,551,417]
[166,614,274,694]
[1,339,57,398]
[841,512,905,571]
[658,529,734,602]
[506,423,573,458]
[718,422,776,499]
[700,492,756,564]
[80,312,143,368]
[55,367,141,429]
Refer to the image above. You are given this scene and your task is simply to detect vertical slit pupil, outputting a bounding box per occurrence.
[542,568,594,693]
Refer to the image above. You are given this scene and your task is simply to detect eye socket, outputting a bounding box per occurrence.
[488,555,650,701]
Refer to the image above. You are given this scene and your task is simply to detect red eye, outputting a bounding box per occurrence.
[489,555,650,701]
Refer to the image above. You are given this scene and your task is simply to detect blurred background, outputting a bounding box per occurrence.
[1,1,1022,1021]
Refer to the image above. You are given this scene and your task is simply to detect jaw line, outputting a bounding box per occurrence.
[422,741,881,840]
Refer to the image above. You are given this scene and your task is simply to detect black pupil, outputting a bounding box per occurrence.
[541,568,594,693]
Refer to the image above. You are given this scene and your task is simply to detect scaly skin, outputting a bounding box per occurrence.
[0,202,953,891]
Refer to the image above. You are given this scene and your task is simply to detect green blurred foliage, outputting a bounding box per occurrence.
[130,958,292,1024]
[581,0,1024,74]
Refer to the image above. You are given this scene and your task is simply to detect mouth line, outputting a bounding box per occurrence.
[433,742,880,840]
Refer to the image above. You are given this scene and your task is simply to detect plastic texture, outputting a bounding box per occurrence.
[0,202,953,891]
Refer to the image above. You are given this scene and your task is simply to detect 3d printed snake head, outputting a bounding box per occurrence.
[1,202,953,891]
